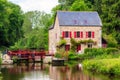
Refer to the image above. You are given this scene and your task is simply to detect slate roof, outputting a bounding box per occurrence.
[57,11,102,26]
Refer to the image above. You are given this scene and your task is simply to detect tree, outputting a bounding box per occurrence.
[70,0,90,11]
[10,11,52,50]
[0,0,24,48]
[87,0,120,45]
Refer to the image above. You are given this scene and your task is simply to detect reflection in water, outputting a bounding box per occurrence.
[0,63,119,80]
[49,64,98,80]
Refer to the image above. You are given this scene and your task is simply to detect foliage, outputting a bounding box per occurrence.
[0,0,24,48]
[55,38,69,59]
[65,60,79,68]
[103,34,118,48]
[55,47,67,59]
[70,38,95,51]
[12,56,18,63]
[70,0,90,11]
[115,33,120,44]
[105,48,119,54]
[79,48,119,60]
[55,50,79,60]
[54,53,63,58]
[57,38,66,48]
[70,38,77,51]
[0,51,2,64]
[68,51,79,60]
[10,11,52,50]
[83,59,120,75]
[10,27,46,50]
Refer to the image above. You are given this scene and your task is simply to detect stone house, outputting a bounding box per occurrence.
[49,11,102,54]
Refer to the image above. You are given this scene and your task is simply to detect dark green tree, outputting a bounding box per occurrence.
[0,0,24,48]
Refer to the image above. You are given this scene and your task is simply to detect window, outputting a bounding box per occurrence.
[62,31,72,38]
[77,31,80,38]
[65,31,69,38]
[74,31,83,38]
[88,44,92,48]
[88,31,91,38]
[86,31,95,38]
[65,45,70,51]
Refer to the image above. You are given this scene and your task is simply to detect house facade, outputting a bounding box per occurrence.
[49,11,102,54]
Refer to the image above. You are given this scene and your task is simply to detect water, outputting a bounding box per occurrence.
[0,63,119,80]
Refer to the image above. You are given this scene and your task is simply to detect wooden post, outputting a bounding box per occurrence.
[41,56,43,63]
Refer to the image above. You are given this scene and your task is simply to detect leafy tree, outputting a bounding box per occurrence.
[11,11,52,50]
[0,0,24,48]
[70,0,90,11]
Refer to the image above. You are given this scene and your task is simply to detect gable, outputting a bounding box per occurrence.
[57,11,102,26]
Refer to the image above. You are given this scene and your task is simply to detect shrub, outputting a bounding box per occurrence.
[105,48,119,54]
[83,59,120,75]
[68,51,79,60]
[82,48,119,60]
[83,48,105,59]
[54,53,63,58]
[12,56,18,63]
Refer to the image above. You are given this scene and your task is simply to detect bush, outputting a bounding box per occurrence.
[83,59,120,75]
[12,56,18,63]
[82,48,105,59]
[68,51,79,60]
[81,48,119,60]
[54,53,63,58]
[105,48,119,54]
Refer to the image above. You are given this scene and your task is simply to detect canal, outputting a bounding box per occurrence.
[0,62,119,80]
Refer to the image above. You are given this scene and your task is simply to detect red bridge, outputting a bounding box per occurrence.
[8,50,47,63]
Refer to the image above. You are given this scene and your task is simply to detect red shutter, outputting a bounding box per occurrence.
[92,32,94,38]
[62,31,65,38]
[74,32,76,38]
[70,32,72,38]
[86,32,88,38]
[80,32,83,38]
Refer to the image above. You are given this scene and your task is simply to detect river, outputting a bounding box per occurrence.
[0,62,119,80]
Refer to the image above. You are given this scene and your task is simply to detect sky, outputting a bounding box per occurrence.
[8,0,58,13]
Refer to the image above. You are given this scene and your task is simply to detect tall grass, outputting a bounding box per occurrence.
[83,59,120,75]
[82,48,120,75]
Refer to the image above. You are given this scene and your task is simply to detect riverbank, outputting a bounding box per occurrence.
[83,59,120,75]
[81,48,120,76]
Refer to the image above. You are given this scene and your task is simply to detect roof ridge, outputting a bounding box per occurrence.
[57,10,98,13]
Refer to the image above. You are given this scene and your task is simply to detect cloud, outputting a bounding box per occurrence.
[8,0,58,13]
